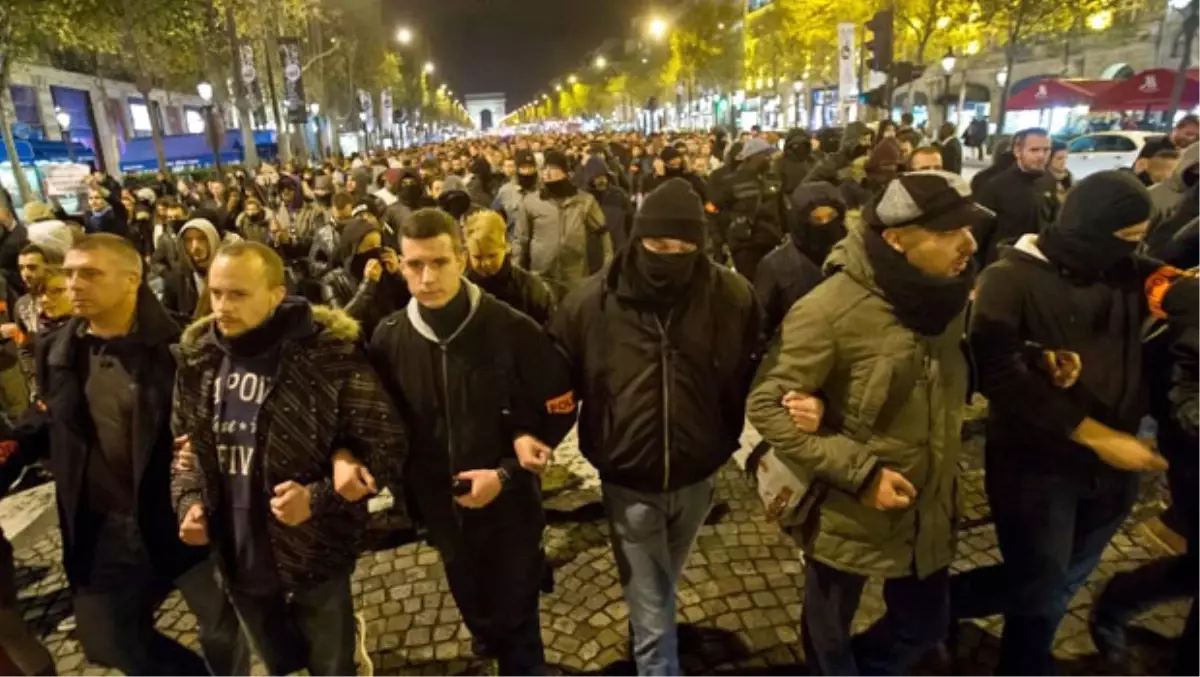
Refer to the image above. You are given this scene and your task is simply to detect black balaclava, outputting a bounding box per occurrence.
[789,183,848,268]
[621,178,707,307]
[518,172,539,191]
[661,147,684,177]
[335,219,380,283]
[399,172,423,207]
[1038,170,1151,281]
[542,149,575,198]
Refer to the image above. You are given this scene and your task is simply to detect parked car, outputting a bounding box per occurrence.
[1066,131,1165,179]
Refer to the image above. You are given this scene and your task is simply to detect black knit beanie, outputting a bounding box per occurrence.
[543,149,569,171]
[632,178,706,245]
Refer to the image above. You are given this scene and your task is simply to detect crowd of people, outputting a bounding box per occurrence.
[0,113,1194,677]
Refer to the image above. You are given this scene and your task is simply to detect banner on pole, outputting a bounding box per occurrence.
[380,90,394,131]
[837,23,858,104]
[278,38,308,124]
[358,89,375,131]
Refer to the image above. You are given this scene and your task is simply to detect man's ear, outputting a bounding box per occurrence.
[881,228,906,254]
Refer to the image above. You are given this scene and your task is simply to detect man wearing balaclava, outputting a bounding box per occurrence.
[493,150,539,236]
[955,170,1172,675]
[754,182,847,337]
[319,218,408,340]
[580,155,634,271]
[776,129,817,195]
[512,149,609,300]
[640,146,708,200]
[383,168,433,234]
[550,178,762,676]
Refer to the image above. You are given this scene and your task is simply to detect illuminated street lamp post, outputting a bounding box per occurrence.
[396,27,413,45]
[55,108,75,163]
[197,81,223,174]
[941,50,956,124]
[310,102,323,162]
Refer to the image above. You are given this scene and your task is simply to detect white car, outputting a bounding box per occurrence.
[1065,131,1165,179]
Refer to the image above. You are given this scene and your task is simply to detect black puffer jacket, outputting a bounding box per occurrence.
[467,257,555,326]
[368,282,576,558]
[580,157,635,266]
[171,301,407,591]
[551,254,762,493]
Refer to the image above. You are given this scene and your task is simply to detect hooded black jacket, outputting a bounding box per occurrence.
[970,232,1162,481]
[550,253,762,493]
[776,129,816,195]
[804,122,871,186]
[319,219,409,340]
[580,156,636,263]
[368,282,575,558]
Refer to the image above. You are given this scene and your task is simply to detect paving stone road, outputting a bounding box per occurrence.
[11,415,1188,675]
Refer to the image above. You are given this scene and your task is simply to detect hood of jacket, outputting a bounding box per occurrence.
[840,122,871,159]
[784,129,813,161]
[1163,141,1199,194]
[179,299,359,357]
[178,218,221,271]
[404,279,482,344]
[333,218,378,272]
[579,156,612,186]
[822,219,881,297]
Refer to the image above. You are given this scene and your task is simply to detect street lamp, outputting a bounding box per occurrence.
[647,17,668,41]
[396,27,413,45]
[995,70,1008,87]
[568,74,578,85]
[55,108,75,163]
[423,61,435,75]
[196,81,222,174]
[555,84,563,92]
[594,55,607,69]
[941,50,956,123]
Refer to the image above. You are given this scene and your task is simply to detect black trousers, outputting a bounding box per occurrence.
[230,573,356,677]
[440,501,546,675]
[951,465,1137,675]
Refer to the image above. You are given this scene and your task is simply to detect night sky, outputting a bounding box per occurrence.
[388,0,642,108]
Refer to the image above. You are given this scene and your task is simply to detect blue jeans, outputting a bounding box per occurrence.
[230,573,356,676]
[950,465,1137,675]
[603,478,714,676]
[802,559,949,676]
[73,515,248,676]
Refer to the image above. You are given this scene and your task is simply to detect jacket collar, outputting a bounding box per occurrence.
[47,285,179,368]
[177,301,359,365]
[405,279,481,345]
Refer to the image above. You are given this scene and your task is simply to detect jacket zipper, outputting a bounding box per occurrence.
[441,344,463,528]
[655,314,673,491]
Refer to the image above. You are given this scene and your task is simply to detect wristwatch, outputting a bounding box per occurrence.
[496,467,511,488]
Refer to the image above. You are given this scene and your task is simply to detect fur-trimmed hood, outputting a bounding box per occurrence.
[178,298,359,359]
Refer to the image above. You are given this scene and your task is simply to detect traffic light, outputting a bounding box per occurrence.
[865,10,894,73]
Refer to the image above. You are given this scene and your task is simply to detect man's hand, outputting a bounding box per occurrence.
[861,468,917,510]
[653,158,665,176]
[270,481,313,526]
[1073,418,1169,472]
[381,247,401,275]
[1040,350,1082,389]
[172,435,196,473]
[782,391,824,433]
[0,323,21,340]
[364,258,383,282]
[514,435,552,474]
[332,450,377,502]
[179,503,209,546]
[453,470,502,509]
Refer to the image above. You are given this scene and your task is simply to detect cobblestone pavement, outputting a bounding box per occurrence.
[11,417,1188,676]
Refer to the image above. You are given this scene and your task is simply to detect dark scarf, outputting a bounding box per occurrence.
[616,245,702,312]
[793,215,848,269]
[418,284,471,341]
[862,228,975,337]
[212,300,313,357]
[543,178,577,199]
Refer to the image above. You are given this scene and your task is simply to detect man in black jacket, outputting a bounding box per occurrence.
[776,129,817,195]
[35,234,245,675]
[755,182,845,338]
[953,172,1171,674]
[319,219,408,341]
[172,241,406,676]
[551,179,761,676]
[581,156,636,268]
[711,138,787,281]
[464,210,555,325]
[972,127,1055,267]
[370,208,576,675]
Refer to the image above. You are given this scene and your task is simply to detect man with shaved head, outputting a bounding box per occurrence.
[34,234,246,674]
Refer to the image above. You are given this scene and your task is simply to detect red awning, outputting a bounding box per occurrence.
[1006,78,1115,110]
[1090,68,1200,111]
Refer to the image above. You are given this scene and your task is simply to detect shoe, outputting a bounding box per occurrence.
[1089,605,1129,666]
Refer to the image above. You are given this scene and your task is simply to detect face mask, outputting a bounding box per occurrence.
[350,247,382,280]
[544,178,573,198]
[518,173,538,190]
[634,246,698,294]
[664,165,684,177]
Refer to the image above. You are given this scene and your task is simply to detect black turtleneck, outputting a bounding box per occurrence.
[418,283,472,341]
